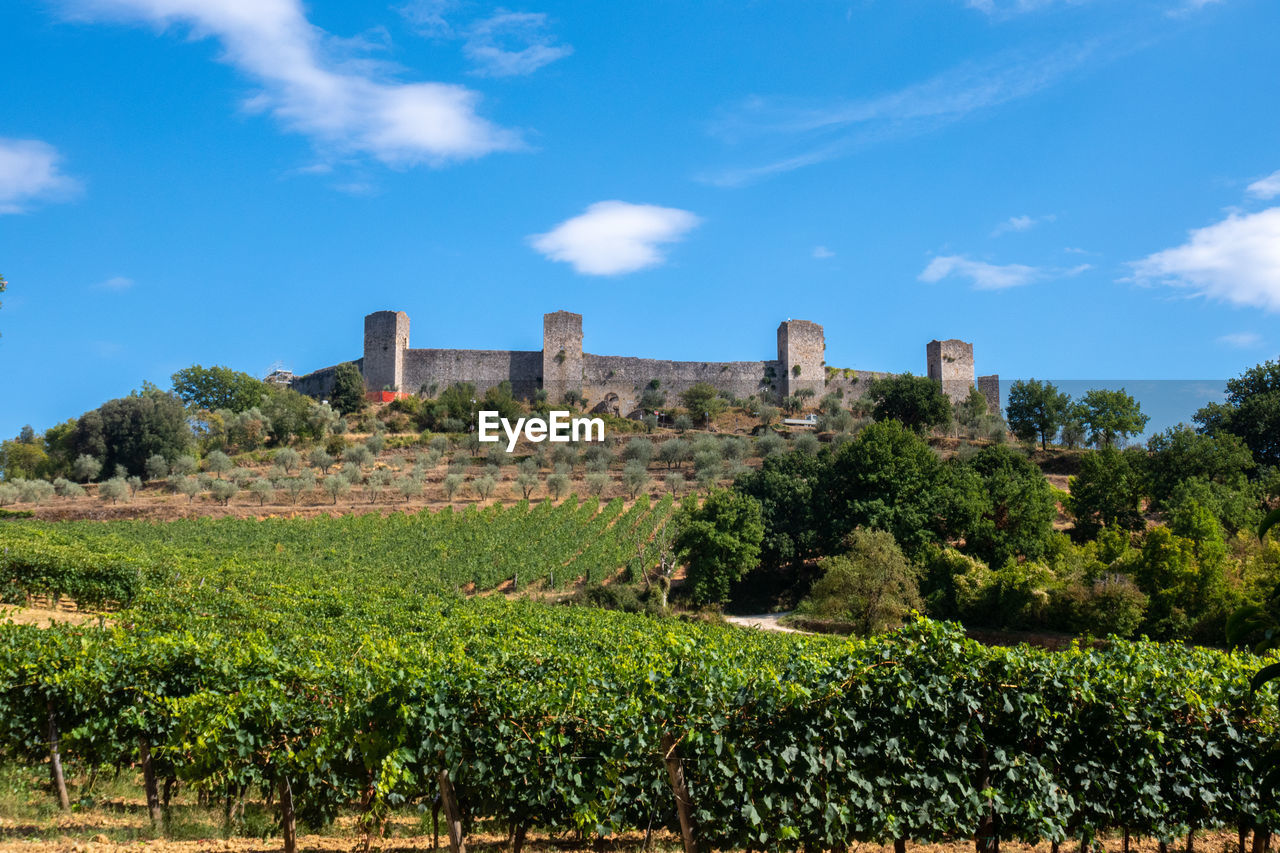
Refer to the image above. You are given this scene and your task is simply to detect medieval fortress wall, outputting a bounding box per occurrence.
[292,310,1001,416]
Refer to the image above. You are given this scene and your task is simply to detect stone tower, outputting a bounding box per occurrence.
[363,310,409,393]
[542,310,584,404]
[926,339,975,404]
[777,319,825,399]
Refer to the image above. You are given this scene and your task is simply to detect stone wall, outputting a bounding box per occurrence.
[363,311,409,392]
[581,354,777,415]
[542,310,584,404]
[402,349,542,399]
[977,374,1001,417]
[287,309,996,419]
[777,320,825,398]
[289,359,363,400]
[823,367,898,401]
[926,339,976,404]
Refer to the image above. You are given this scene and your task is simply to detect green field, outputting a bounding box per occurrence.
[0,509,1278,853]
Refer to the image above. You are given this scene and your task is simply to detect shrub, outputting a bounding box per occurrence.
[99,477,130,504]
[145,453,170,481]
[73,454,102,483]
[622,460,650,498]
[797,527,921,634]
[209,479,239,506]
[674,489,765,606]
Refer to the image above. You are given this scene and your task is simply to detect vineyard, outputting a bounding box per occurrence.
[0,494,675,611]
[1,507,1279,853]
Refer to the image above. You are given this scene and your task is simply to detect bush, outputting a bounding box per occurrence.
[797,528,921,634]
[209,479,239,506]
[72,454,102,483]
[98,477,130,504]
[674,489,765,605]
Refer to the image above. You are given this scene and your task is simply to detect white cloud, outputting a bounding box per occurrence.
[965,0,1218,16]
[530,201,701,276]
[992,213,1055,236]
[920,254,1089,290]
[0,138,79,214]
[703,42,1104,186]
[67,0,520,166]
[463,11,572,78]
[1246,169,1280,200]
[812,245,835,259]
[1129,207,1280,312]
[398,0,458,38]
[95,275,135,290]
[1218,331,1261,348]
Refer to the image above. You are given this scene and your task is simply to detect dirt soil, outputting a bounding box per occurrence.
[0,811,1251,853]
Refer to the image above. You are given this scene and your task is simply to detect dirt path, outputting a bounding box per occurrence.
[725,611,807,633]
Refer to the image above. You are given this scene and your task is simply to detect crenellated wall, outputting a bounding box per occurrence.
[402,349,542,399]
[581,355,777,415]
[288,309,1000,419]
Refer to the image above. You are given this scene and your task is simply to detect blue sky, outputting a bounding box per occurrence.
[2,0,1279,438]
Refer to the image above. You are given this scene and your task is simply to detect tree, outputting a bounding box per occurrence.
[796,527,922,634]
[546,470,570,500]
[1195,359,1280,468]
[679,383,725,424]
[866,374,952,435]
[1144,425,1254,509]
[734,449,827,578]
[209,479,239,506]
[953,445,1058,568]
[171,365,269,413]
[664,471,684,496]
[585,471,609,496]
[0,438,48,480]
[99,477,130,504]
[330,363,366,416]
[205,450,232,479]
[954,387,989,436]
[623,437,655,467]
[249,478,275,506]
[1066,447,1146,537]
[274,447,302,474]
[1079,387,1148,448]
[442,473,464,501]
[72,391,193,478]
[73,454,102,483]
[821,420,948,556]
[471,474,497,503]
[638,385,666,412]
[673,489,765,605]
[1058,402,1088,449]
[176,476,201,503]
[515,463,539,499]
[622,460,650,498]
[145,454,170,481]
[1005,379,1070,450]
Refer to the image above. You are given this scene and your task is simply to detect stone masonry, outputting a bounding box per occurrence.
[291,310,999,417]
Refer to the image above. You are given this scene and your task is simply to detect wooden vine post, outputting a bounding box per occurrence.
[138,738,164,827]
[438,769,467,853]
[278,777,297,853]
[974,737,998,853]
[660,732,698,853]
[46,701,70,811]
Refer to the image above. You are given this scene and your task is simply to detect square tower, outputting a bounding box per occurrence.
[542,310,584,404]
[926,339,975,404]
[777,319,825,399]
[363,311,409,392]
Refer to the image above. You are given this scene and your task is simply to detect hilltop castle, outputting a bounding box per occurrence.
[291,310,1000,417]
